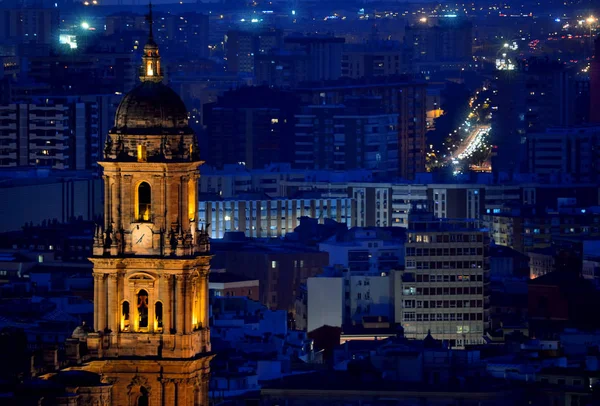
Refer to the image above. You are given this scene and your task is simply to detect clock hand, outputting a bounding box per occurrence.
[136,234,145,244]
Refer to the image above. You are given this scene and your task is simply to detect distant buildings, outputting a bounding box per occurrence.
[199,194,353,239]
[404,19,473,73]
[0,7,59,53]
[526,126,600,183]
[296,77,427,180]
[203,86,299,169]
[0,94,121,170]
[397,213,490,347]
[294,97,398,176]
[341,42,403,79]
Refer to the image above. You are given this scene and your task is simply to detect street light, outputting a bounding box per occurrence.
[81,21,90,30]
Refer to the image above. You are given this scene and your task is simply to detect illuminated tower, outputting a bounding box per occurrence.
[80,4,212,405]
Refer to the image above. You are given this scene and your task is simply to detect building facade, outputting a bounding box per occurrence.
[397,214,490,347]
[199,196,354,239]
[63,20,212,405]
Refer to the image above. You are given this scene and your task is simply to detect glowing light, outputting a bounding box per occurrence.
[503,43,509,48]
[81,21,90,29]
[587,16,596,24]
[292,10,296,15]
[419,17,427,23]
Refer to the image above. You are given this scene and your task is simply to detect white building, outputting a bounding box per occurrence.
[306,268,396,333]
[199,196,354,239]
[318,227,405,272]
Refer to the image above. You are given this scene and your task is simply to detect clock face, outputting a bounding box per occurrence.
[132,224,153,252]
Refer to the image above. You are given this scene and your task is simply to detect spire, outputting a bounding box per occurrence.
[140,1,162,83]
[146,1,154,43]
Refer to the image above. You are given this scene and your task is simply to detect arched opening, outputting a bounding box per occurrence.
[137,145,147,162]
[188,177,196,221]
[155,301,163,332]
[137,290,149,330]
[137,182,151,222]
[122,301,130,332]
[138,386,149,406]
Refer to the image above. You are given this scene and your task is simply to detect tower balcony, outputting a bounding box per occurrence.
[86,328,210,360]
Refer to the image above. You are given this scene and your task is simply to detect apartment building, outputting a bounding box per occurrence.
[396,213,490,347]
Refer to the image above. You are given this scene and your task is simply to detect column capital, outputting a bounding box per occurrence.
[108,273,119,281]
[92,273,105,280]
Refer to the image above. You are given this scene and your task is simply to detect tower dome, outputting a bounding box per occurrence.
[113,82,190,133]
[111,2,190,135]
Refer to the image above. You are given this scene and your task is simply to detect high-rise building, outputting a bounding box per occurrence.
[590,35,600,123]
[492,59,578,174]
[294,97,399,176]
[526,126,600,182]
[284,35,345,82]
[341,43,403,78]
[64,15,212,404]
[296,77,427,179]
[226,28,284,74]
[404,19,472,72]
[397,213,490,347]
[0,7,59,49]
[204,86,299,169]
[0,94,121,170]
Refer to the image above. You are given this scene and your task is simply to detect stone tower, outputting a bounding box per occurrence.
[76,4,212,405]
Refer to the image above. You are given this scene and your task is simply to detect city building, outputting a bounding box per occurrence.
[284,35,345,82]
[199,194,354,239]
[209,270,259,301]
[0,168,102,233]
[296,77,427,179]
[318,227,405,272]
[203,86,299,169]
[306,267,396,333]
[397,213,490,347]
[341,42,403,79]
[0,94,121,170]
[492,59,579,174]
[294,97,398,177]
[0,6,59,51]
[526,126,600,183]
[213,239,329,313]
[404,19,473,73]
[226,28,284,74]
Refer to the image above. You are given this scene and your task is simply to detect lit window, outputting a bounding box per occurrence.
[271,261,277,268]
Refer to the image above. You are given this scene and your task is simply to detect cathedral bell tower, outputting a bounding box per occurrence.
[82,4,212,404]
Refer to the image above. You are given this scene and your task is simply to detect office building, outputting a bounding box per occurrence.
[199,194,354,239]
[397,213,490,347]
[294,97,398,177]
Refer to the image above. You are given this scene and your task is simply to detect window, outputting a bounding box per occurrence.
[155,302,163,331]
[271,261,277,268]
[122,301,130,331]
[137,144,147,162]
[137,182,152,221]
[137,290,149,329]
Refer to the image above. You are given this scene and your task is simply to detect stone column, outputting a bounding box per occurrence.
[103,176,111,226]
[176,275,185,334]
[161,275,172,333]
[107,274,117,332]
[97,274,106,331]
[93,273,99,331]
[148,284,155,333]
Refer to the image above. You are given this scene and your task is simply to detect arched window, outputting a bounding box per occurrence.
[122,301,130,332]
[137,290,149,329]
[137,182,151,222]
[155,301,163,332]
[138,387,149,406]
[188,177,196,221]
